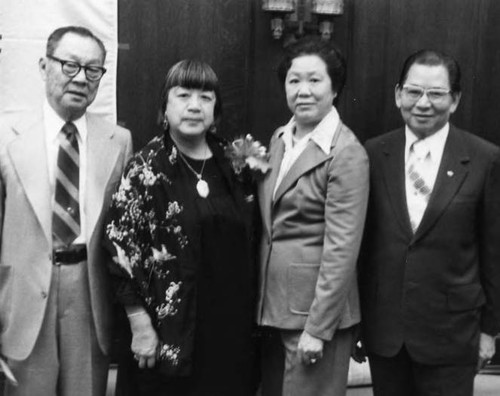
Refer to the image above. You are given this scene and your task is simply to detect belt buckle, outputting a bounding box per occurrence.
[53,244,86,265]
[53,249,63,266]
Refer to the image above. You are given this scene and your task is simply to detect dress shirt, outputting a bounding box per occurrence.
[405,123,449,228]
[43,100,87,243]
[273,107,340,200]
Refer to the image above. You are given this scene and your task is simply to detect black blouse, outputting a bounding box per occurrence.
[105,131,258,378]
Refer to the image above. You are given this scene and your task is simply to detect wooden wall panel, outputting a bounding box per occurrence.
[251,0,500,145]
[470,1,500,144]
[117,0,500,147]
[117,0,252,150]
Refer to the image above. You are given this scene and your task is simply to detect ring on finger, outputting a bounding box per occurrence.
[134,354,140,361]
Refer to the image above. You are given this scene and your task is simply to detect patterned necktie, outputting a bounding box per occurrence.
[53,122,80,247]
[406,141,432,232]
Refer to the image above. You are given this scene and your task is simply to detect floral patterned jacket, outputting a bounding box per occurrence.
[105,131,259,376]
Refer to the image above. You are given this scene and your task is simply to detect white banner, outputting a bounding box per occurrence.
[0,0,118,122]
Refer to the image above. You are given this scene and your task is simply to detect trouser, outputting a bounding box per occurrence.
[260,326,353,396]
[369,345,476,396]
[4,262,109,396]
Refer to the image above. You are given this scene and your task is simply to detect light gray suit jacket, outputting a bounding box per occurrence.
[0,109,132,360]
[257,121,369,341]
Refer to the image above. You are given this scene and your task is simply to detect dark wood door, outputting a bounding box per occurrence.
[117,0,253,150]
[250,0,500,145]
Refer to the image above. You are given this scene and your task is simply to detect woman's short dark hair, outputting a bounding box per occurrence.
[160,59,222,123]
[277,36,347,98]
[398,49,461,94]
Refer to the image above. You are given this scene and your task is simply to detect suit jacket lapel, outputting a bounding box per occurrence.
[7,112,52,245]
[380,130,414,236]
[272,121,345,205]
[414,127,469,241]
[273,141,330,205]
[259,133,285,236]
[85,115,120,242]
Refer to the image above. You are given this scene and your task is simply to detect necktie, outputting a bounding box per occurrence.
[53,122,80,247]
[406,141,432,232]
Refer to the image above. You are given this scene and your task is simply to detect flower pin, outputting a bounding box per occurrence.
[225,134,271,175]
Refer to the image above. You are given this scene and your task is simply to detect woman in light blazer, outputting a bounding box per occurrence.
[257,37,369,396]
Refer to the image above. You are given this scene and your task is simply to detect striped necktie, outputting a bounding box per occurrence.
[406,141,432,232]
[53,122,80,247]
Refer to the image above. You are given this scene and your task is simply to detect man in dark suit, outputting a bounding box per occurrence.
[0,26,132,395]
[360,49,500,396]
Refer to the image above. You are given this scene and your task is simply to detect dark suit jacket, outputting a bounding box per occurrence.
[360,124,500,365]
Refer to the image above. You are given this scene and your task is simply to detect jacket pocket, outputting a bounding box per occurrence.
[447,283,485,312]
[287,263,320,315]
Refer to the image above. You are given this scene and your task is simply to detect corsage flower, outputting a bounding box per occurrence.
[225,134,270,175]
[151,244,176,263]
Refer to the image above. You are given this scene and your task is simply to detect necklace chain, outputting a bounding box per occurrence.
[172,141,210,198]
[177,148,208,180]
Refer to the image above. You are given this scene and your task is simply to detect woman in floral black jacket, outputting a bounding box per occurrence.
[105,60,260,396]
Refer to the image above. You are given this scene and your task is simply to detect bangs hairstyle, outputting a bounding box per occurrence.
[160,59,222,121]
[398,49,461,94]
[277,36,346,100]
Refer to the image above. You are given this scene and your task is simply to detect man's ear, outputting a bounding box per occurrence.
[449,92,462,114]
[39,57,48,81]
[394,84,402,109]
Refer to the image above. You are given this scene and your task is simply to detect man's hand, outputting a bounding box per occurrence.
[297,330,324,365]
[127,309,159,369]
[477,332,496,371]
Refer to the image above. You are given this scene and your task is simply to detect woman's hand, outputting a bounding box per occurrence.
[297,330,324,365]
[126,307,159,369]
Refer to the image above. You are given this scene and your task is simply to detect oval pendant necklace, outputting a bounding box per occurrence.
[177,148,210,198]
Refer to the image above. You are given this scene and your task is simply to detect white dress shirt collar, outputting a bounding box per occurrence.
[43,100,88,144]
[404,123,449,232]
[279,106,340,155]
[405,123,449,163]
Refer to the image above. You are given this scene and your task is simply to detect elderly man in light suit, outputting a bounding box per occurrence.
[256,37,369,396]
[0,26,132,396]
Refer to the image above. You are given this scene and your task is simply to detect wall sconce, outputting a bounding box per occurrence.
[262,0,344,41]
[262,0,295,40]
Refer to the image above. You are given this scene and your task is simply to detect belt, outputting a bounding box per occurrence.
[53,244,87,265]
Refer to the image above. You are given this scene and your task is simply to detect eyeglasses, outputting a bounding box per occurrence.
[401,84,451,103]
[47,55,106,81]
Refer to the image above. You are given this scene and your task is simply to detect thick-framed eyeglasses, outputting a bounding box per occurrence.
[401,84,452,103]
[47,55,106,81]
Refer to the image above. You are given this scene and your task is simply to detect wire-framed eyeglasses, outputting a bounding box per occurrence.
[47,55,107,82]
[401,84,452,103]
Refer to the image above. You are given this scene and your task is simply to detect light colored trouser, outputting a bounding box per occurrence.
[4,262,109,396]
[261,326,353,396]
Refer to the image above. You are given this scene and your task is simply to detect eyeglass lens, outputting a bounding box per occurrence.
[403,86,449,102]
[49,56,105,81]
[62,62,104,81]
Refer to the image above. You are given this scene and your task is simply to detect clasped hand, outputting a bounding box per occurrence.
[478,332,496,371]
[129,311,159,369]
[297,330,324,365]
